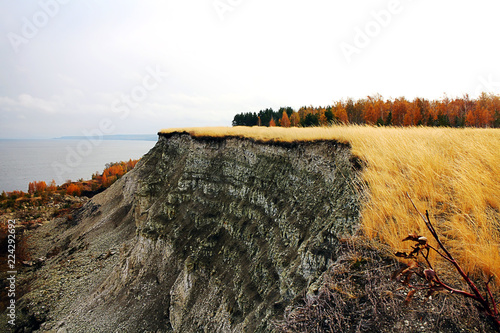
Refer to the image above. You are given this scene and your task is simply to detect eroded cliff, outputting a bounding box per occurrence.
[8,133,362,332]
[133,133,362,331]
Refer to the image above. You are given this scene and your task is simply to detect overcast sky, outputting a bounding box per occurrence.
[1,0,499,139]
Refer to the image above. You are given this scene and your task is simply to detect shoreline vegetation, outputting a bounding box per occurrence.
[161,125,500,291]
[0,158,139,313]
[0,159,139,268]
[1,159,139,207]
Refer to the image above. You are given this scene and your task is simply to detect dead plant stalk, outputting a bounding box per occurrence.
[394,193,500,329]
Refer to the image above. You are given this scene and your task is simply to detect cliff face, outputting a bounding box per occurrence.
[11,133,363,332]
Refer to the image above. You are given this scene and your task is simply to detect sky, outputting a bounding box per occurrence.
[1,0,499,139]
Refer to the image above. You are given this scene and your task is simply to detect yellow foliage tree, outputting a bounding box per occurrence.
[280,111,291,127]
[290,113,300,127]
[66,183,81,196]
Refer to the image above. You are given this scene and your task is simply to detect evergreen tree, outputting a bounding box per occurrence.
[302,113,319,127]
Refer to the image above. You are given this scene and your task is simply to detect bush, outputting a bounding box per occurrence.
[66,183,81,196]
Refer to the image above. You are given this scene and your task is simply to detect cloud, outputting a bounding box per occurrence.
[0,94,60,114]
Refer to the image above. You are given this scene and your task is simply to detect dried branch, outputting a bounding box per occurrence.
[392,193,500,330]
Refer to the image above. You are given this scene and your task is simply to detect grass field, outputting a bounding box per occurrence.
[160,126,500,284]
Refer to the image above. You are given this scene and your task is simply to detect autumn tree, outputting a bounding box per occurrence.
[466,105,494,127]
[28,181,47,195]
[476,92,495,127]
[278,106,294,118]
[290,112,300,127]
[364,100,378,125]
[373,94,386,124]
[391,97,408,126]
[102,173,110,188]
[48,180,57,192]
[333,101,349,123]
[363,95,384,124]
[448,97,466,127]
[342,98,364,124]
[126,159,138,170]
[107,164,125,177]
[28,182,35,195]
[297,106,308,124]
[66,183,81,196]
[280,111,291,127]
[429,97,451,126]
[403,99,423,126]
[35,181,46,193]
[269,117,276,127]
[318,112,328,126]
[316,107,329,126]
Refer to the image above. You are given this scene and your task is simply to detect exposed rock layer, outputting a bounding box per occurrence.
[8,133,363,332]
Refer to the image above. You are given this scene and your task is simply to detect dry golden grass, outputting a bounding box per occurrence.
[160,126,500,283]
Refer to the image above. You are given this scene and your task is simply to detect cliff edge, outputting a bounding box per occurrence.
[9,133,362,332]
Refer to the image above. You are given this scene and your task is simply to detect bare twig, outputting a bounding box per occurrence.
[486,276,499,317]
[394,193,500,330]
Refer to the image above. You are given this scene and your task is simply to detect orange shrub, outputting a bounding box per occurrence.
[66,183,81,196]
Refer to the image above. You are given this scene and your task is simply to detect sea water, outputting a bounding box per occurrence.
[0,139,156,193]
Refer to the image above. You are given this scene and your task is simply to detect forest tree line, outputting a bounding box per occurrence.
[232,93,500,128]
